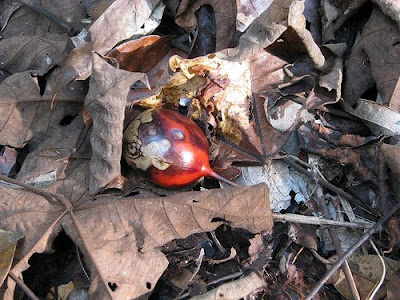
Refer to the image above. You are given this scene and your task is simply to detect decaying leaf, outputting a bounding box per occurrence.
[0,230,24,287]
[228,161,312,212]
[331,254,400,299]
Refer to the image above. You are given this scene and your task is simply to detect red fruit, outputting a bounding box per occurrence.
[123,108,238,188]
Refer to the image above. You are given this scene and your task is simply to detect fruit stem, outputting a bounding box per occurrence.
[207,170,240,187]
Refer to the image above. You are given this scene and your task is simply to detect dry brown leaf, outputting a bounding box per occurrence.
[0,0,21,32]
[54,0,164,99]
[372,0,400,30]
[0,35,68,75]
[288,223,318,251]
[1,0,86,39]
[381,143,400,181]
[175,0,237,50]
[89,0,163,56]
[320,0,367,43]
[0,182,272,299]
[344,7,400,106]
[218,0,292,60]
[389,77,400,112]
[85,53,148,194]
[106,35,172,73]
[236,0,273,32]
[82,0,116,19]
[0,71,84,148]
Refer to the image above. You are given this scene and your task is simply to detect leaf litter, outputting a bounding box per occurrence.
[0,0,400,299]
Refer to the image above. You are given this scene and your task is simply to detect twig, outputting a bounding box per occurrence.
[9,271,40,300]
[76,245,90,281]
[177,271,244,300]
[175,248,205,300]
[281,156,378,216]
[272,213,373,229]
[305,200,400,300]
[210,231,228,255]
[367,240,385,300]
[316,189,360,300]
[0,174,69,207]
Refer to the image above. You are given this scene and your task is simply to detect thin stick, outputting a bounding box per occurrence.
[9,271,40,300]
[208,170,240,187]
[305,201,400,300]
[316,190,360,300]
[272,213,373,229]
[0,174,72,209]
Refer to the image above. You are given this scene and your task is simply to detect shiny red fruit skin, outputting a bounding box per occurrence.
[123,108,214,188]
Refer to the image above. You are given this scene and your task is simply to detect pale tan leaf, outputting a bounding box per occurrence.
[191,272,265,300]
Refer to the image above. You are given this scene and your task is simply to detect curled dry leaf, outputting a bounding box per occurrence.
[175,0,237,50]
[89,0,164,56]
[85,53,148,194]
[342,99,400,136]
[218,0,325,68]
[298,122,376,183]
[54,0,164,99]
[311,120,378,147]
[106,35,172,73]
